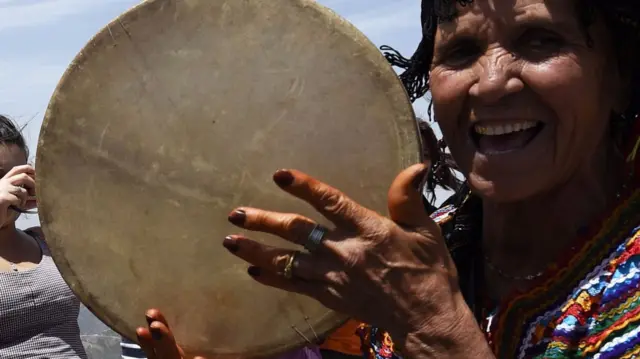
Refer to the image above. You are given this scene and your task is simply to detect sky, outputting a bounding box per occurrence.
[0,0,439,229]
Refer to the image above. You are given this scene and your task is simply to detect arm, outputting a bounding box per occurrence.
[394,293,494,359]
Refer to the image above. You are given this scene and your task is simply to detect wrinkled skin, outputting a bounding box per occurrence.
[430,0,623,202]
[137,165,491,359]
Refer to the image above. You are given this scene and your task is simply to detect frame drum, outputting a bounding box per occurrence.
[36,0,420,357]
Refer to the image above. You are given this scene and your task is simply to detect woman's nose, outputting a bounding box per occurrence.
[468,49,524,104]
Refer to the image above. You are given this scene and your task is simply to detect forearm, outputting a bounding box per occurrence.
[393,294,495,359]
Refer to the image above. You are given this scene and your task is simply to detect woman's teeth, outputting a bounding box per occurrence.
[474,121,539,136]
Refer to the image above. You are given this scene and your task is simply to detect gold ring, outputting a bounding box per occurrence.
[283,251,298,279]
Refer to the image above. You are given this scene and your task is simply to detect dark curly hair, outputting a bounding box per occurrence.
[382,0,640,308]
[0,115,29,161]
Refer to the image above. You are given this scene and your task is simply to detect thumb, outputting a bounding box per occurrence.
[387,163,435,229]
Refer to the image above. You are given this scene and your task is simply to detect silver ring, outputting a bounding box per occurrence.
[304,225,327,252]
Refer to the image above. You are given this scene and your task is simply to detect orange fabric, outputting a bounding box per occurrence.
[320,319,363,356]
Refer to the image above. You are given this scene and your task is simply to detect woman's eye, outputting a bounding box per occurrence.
[438,41,481,68]
[516,30,564,59]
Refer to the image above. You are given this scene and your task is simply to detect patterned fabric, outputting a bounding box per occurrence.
[359,189,640,359]
[319,320,363,356]
[488,190,640,358]
[358,117,640,358]
[357,325,401,359]
[0,230,87,359]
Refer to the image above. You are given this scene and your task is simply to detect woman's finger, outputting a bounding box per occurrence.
[292,251,342,282]
[145,309,171,328]
[2,191,25,213]
[148,321,183,359]
[6,187,31,214]
[140,309,188,358]
[247,267,341,310]
[223,236,333,281]
[8,186,27,203]
[227,209,319,246]
[270,169,373,229]
[387,163,439,232]
[247,266,322,296]
[3,164,35,179]
[8,173,36,194]
[136,328,158,359]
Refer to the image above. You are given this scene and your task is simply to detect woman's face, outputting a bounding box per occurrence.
[0,144,29,226]
[429,0,625,202]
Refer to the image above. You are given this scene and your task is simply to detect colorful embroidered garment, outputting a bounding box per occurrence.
[489,191,640,358]
[319,319,363,356]
[358,121,640,358]
[359,190,640,359]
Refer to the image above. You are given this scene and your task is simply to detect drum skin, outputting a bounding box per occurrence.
[36,0,420,358]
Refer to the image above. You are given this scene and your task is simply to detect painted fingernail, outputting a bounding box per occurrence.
[228,210,246,226]
[273,170,294,187]
[151,328,162,341]
[247,266,261,277]
[412,166,429,191]
[223,236,239,252]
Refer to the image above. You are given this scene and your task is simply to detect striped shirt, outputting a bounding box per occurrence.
[0,230,87,358]
[121,337,146,359]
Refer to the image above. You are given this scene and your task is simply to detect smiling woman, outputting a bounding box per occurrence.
[429,0,628,203]
[132,0,640,359]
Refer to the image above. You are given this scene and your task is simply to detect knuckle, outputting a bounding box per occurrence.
[251,211,269,228]
[281,214,308,234]
[378,219,397,238]
[361,217,395,241]
[280,214,297,232]
[340,245,366,269]
[319,190,349,214]
[16,174,29,183]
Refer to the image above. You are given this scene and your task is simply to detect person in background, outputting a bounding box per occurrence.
[0,114,88,358]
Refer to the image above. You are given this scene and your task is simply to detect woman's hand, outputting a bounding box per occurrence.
[136,309,206,359]
[223,164,493,358]
[0,165,36,226]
